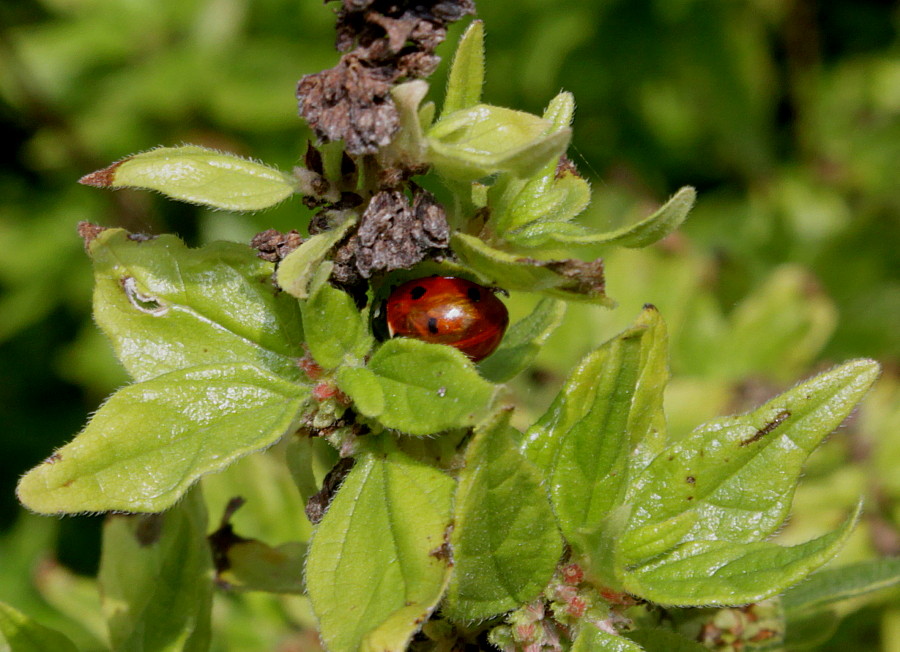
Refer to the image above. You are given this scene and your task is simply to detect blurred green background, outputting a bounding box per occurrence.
[0,0,897,649]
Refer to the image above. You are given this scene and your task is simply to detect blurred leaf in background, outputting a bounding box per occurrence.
[1,0,897,649]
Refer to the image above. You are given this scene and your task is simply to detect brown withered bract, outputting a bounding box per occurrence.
[250,228,304,262]
[77,221,108,250]
[331,188,450,288]
[555,154,581,179]
[297,0,474,155]
[297,55,399,156]
[514,257,606,297]
[305,457,356,525]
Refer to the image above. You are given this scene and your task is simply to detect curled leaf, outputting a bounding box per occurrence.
[452,232,613,305]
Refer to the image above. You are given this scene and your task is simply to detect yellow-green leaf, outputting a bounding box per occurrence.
[17,363,308,514]
[80,145,296,211]
[306,445,455,652]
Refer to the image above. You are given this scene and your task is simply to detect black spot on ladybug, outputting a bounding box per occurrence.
[410,286,427,300]
[427,317,439,334]
[467,286,482,302]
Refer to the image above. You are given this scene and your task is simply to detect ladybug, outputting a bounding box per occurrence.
[385,276,509,362]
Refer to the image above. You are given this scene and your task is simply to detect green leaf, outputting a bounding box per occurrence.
[627,306,671,470]
[380,81,430,168]
[442,20,484,116]
[621,502,861,605]
[522,307,667,552]
[217,540,307,594]
[285,433,339,508]
[502,173,593,248]
[89,228,304,382]
[625,628,710,652]
[478,298,566,383]
[620,359,881,564]
[98,488,213,651]
[337,366,386,419]
[538,186,697,248]
[17,363,308,514]
[534,327,644,544]
[716,264,838,382]
[427,104,570,180]
[305,445,455,652]
[300,268,372,369]
[443,411,563,621]
[782,558,900,615]
[571,627,645,652]
[337,338,496,436]
[542,91,576,131]
[202,447,313,545]
[79,145,297,211]
[485,92,593,245]
[451,232,613,306]
[276,215,357,299]
[0,602,78,652]
[30,562,106,646]
[782,610,840,650]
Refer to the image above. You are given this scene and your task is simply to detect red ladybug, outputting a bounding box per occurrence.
[385,277,509,362]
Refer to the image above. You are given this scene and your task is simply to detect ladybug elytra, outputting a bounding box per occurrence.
[385,276,509,362]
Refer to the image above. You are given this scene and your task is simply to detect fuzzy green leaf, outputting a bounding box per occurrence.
[17,363,308,514]
[782,558,900,615]
[528,326,644,545]
[540,186,697,248]
[442,20,485,116]
[542,91,576,131]
[381,81,430,168]
[522,308,668,554]
[427,104,570,180]
[98,489,213,651]
[571,627,645,652]
[478,298,566,382]
[276,216,356,299]
[88,228,304,383]
[337,366,386,419]
[486,92,592,244]
[80,145,296,211]
[451,232,613,305]
[502,173,593,248]
[0,602,78,652]
[625,307,671,470]
[300,268,372,369]
[443,411,563,621]
[338,338,496,435]
[620,359,881,565]
[621,502,861,605]
[305,445,455,652]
